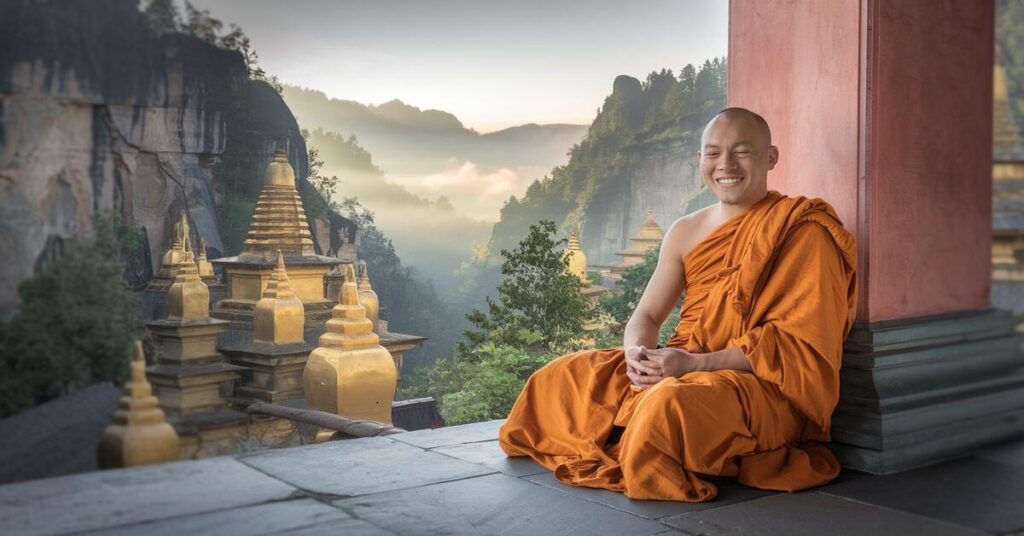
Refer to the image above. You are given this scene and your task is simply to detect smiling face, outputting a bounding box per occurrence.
[698,110,779,208]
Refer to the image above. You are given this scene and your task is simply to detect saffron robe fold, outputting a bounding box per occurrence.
[498,190,858,501]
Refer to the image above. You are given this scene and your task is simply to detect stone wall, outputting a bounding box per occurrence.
[580,138,714,266]
[0,0,312,318]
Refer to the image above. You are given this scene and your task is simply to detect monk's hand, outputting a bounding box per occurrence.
[645,347,704,379]
[625,345,665,389]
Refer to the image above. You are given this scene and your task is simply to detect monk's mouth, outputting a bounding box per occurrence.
[715,177,744,186]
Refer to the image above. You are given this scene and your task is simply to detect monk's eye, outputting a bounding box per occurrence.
[704,152,719,158]
[734,150,750,156]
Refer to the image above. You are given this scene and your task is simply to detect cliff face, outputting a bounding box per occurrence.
[0,0,309,317]
[580,139,714,266]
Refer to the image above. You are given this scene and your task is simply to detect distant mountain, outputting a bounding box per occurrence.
[488,60,729,265]
[282,85,587,177]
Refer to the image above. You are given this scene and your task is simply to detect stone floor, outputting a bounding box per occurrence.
[1,419,1022,535]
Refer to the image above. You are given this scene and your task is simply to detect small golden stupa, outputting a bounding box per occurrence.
[254,251,305,345]
[614,209,663,271]
[563,230,589,282]
[196,237,218,286]
[147,212,193,292]
[147,251,243,419]
[97,341,181,468]
[222,250,313,402]
[357,260,380,333]
[304,264,397,425]
[212,148,341,343]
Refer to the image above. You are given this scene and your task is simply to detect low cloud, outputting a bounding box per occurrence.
[388,158,538,221]
[421,160,518,197]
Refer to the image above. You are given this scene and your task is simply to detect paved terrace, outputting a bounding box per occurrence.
[2,419,1022,535]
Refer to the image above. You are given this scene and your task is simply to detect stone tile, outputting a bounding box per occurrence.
[99,498,351,536]
[661,492,987,536]
[0,457,298,536]
[390,419,506,449]
[280,518,395,535]
[523,471,774,519]
[819,457,1024,534]
[335,473,667,535]
[433,440,549,477]
[240,436,495,497]
[974,436,1024,467]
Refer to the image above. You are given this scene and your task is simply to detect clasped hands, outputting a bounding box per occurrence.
[624,345,703,391]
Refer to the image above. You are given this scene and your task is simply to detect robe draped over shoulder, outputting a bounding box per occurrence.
[499,190,858,501]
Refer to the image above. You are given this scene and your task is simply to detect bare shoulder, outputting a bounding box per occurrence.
[665,206,715,262]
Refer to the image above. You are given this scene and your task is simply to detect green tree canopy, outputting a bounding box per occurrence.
[460,220,594,356]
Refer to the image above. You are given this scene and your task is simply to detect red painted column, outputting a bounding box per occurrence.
[729,0,993,323]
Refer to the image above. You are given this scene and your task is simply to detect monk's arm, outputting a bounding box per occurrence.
[696,346,753,372]
[622,219,688,350]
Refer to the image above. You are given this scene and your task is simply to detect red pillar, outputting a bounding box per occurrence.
[729,0,1022,473]
[730,0,993,322]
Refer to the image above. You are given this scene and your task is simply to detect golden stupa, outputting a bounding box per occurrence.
[147,248,243,419]
[147,212,193,291]
[563,230,589,282]
[196,237,218,286]
[223,250,313,403]
[212,147,342,342]
[357,260,380,333]
[614,209,664,271]
[97,341,181,468]
[304,264,396,425]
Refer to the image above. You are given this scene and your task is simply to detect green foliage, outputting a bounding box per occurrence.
[998,0,1024,134]
[140,0,179,35]
[0,216,140,417]
[401,220,595,424]
[599,247,659,326]
[597,246,684,348]
[487,58,727,257]
[460,220,594,356]
[302,128,339,218]
[404,344,549,426]
[437,345,550,425]
[141,0,277,88]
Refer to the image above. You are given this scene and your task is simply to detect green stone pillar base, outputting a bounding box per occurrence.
[831,308,1024,474]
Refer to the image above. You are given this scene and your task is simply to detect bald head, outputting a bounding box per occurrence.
[702,107,772,147]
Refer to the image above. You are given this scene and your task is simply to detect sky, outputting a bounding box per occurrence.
[189,0,729,132]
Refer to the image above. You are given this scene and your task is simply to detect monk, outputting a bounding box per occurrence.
[498,107,858,502]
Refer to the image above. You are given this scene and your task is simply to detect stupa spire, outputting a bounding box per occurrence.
[97,341,180,468]
[241,147,315,256]
[357,260,380,333]
[167,237,209,320]
[253,250,305,344]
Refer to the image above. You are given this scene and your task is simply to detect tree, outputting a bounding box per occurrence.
[302,130,340,216]
[460,220,594,356]
[597,246,684,348]
[141,0,180,35]
[0,216,141,417]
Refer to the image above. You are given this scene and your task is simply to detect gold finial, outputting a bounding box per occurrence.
[97,341,180,468]
[253,250,305,344]
[265,147,296,187]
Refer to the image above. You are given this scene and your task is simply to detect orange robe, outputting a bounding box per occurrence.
[499,190,858,501]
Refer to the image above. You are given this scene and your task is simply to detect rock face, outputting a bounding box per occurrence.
[581,139,714,266]
[0,0,310,318]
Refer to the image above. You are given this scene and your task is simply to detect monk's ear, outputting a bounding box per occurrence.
[767,146,779,170]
